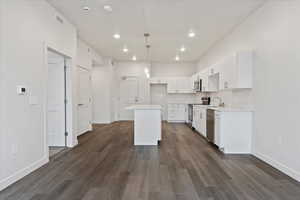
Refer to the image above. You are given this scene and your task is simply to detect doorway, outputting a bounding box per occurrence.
[47,50,67,157]
[77,66,92,136]
[119,76,139,120]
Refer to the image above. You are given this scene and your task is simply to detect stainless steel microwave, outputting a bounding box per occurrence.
[194,79,202,92]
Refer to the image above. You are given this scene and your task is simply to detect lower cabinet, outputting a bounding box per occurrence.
[167,104,187,122]
[214,111,252,154]
[192,106,206,137]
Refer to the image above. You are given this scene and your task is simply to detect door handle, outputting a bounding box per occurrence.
[78,104,84,106]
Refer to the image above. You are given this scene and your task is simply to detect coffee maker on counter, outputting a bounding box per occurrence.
[201,97,211,105]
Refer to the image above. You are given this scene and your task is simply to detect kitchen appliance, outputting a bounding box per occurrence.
[193,79,202,92]
[201,97,211,105]
[187,104,194,128]
[206,109,215,143]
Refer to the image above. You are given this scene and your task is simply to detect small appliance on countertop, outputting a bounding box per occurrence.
[201,97,211,105]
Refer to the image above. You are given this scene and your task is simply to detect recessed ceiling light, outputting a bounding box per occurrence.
[188,31,196,38]
[123,47,128,53]
[83,6,90,11]
[175,55,180,61]
[144,68,149,73]
[103,5,113,12]
[180,46,186,52]
[113,34,120,39]
[132,56,137,61]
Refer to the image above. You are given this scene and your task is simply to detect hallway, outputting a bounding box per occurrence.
[1,122,300,200]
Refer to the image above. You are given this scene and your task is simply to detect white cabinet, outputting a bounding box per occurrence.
[199,69,217,92]
[192,106,200,130]
[214,111,252,154]
[192,51,253,93]
[150,77,194,93]
[192,106,206,137]
[168,104,187,122]
[219,51,253,90]
[199,108,206,137]
[208,63,220,76]
[149,77,168,84]
[167,77,194,93]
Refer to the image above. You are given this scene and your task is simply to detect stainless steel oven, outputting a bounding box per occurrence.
[206,109,215,143]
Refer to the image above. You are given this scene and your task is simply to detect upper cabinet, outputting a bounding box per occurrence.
[167,77,194,94]
[219,51,253,90]
[149,77,168,84]
[192,51,253,93]
[149,77,194,94]
[208,63,221,76]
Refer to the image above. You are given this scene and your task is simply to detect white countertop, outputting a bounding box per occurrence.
[193,104,253,112]
[126,105,162,110]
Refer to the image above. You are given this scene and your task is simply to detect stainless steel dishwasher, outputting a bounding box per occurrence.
[206,109,215,143]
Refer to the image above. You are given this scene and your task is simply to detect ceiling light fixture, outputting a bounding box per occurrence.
[144,33,151,79]
[180,46,186,52]
[82,6,90,11]
[188,31,196,38]
[132,55,137,61]
[175,55,180,61]
[103,5,113,12]
[113,34,120,39]
[123,47,128,53]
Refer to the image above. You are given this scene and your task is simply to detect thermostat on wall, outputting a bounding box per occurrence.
[17,86,27,95]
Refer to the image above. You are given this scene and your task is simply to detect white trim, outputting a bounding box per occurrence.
[254,151,300,182]
[93,121,112,124]
[44,43,75,151]
[68,138,78,148]
[0,156,49,191]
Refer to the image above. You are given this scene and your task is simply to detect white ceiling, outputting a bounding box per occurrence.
[47,0,266,62]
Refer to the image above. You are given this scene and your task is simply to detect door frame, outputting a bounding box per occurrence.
[76,66,93,136]
[44,45,74,159]
[118,76,139,121]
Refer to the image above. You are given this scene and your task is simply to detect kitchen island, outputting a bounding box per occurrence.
[126,105,162,145]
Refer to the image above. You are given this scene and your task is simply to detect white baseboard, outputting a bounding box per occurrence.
[254,151,300,182]
[0,156,49,191]
[92,120,111,124]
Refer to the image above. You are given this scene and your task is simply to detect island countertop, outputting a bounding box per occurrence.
[126,105,162,110]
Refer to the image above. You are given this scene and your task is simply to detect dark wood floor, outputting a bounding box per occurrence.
[1,122,300,200]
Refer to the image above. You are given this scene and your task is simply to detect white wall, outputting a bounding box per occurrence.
[0,0,77,191]
[91,61,198,122]
[151,62,196,77]
[92,65,114,124]
[196,1,300,181]
[151,62,198,105]
[77,39,92,70]
[0,0,5,183]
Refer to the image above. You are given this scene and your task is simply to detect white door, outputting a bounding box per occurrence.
[119,77,139,120]
[47,54,66,147]
[150,84,167,120]
[77,67,92,136]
